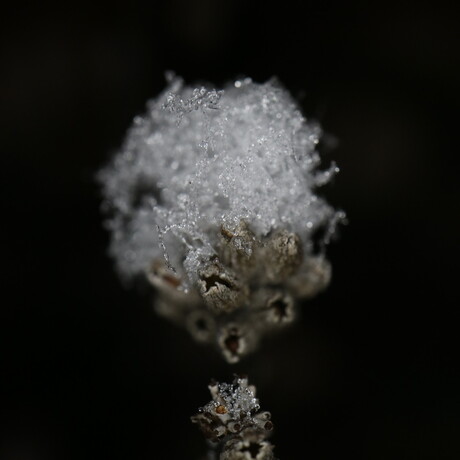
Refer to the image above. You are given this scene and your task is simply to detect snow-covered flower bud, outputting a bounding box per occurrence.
[99,74,344,361]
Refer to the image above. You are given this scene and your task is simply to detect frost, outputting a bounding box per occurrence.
[203,378,260,420]
[99,74,344,361]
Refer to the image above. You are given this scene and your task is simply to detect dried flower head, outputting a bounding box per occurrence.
[99,74,344,361]
[192,376,275,459]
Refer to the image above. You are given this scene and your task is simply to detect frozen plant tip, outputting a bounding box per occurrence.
[192,376,275,459]
[99,74,345,362]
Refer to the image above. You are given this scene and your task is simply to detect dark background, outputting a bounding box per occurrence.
[1,1,459,459]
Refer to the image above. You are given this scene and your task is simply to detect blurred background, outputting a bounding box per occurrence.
[1,1,459,458]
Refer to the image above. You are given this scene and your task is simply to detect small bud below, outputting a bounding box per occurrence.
[192,376,275,458]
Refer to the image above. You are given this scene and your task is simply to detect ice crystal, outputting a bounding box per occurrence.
[99,74,344,361]
[203,378,260,420]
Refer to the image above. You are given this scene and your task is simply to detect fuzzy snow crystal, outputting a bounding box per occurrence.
[99,74,344,362]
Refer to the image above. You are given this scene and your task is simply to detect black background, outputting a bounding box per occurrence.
[1,1,459,459]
